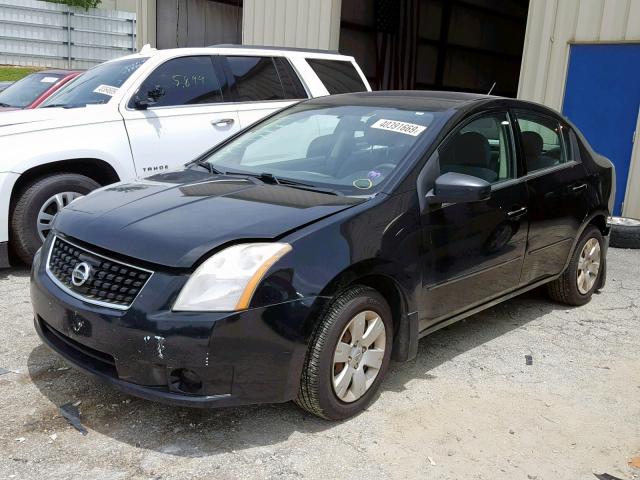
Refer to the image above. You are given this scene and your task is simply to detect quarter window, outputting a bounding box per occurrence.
[439,112,516,184]
[306,59,367,94]
[226,56,289,102]
[515,112,568,173]
[132,56,223,108]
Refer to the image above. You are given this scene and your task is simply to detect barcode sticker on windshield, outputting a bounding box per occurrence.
[40,76,59,83]
[370,119,427,136]
[93,84,119,96]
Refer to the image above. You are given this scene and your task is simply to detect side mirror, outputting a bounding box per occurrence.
[426,172,491,205]
[133,85,166,110]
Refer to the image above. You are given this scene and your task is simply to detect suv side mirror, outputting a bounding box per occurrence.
[133,85,166,110]
[426,172,491,205]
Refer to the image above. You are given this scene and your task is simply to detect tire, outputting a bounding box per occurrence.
[10,173,100,265]
[295,285,393,420]
[547,225,604,306]
[609,216,640,249]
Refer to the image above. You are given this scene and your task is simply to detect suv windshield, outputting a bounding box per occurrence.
[204,104,439,195]
[41,57,147,108]
[0,72,65,108]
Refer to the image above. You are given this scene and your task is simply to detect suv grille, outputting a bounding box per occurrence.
[46,236,152,309]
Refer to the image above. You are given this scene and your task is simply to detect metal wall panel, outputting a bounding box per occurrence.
[518,0,640,218]
[242,0,341,50]
[0,0,136,69]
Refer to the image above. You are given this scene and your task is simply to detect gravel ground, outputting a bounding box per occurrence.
[0,248,639,480]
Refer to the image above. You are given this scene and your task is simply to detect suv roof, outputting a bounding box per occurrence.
[209,44,340,55]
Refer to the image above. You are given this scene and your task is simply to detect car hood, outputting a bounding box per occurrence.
[54,170,364,268]
[0,104,115,137]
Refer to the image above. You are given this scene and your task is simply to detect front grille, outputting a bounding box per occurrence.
[46,236,152,309]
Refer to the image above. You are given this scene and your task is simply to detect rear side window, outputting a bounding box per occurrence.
[273,57,307,99]
[306,59,367,94]
[132,56,224,107]
[226,56,292,102]
[515,112,568,173]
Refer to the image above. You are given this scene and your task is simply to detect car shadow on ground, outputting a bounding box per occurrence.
[0,266,30,280]
[26,287,575,457]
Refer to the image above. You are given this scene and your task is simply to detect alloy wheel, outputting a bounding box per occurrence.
[37,192,82,242]
[577,237,601,294]
[332,310,386,403]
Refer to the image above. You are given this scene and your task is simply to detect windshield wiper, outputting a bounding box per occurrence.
[221,170,342,196]
[41,103,86,109]
[0,102,14,107]
[192,159,226,174]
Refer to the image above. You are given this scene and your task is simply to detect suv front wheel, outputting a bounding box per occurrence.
[10,173,100,265]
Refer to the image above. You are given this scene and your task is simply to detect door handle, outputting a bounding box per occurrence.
[572,183,587,192]
[507,206,528,218]
[211,118,235,128]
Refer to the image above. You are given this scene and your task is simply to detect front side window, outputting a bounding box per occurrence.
[0,72,64,108]
[439,112,516,184]
[204,104,440,195]
[515,112,568,173]
[306,59,367,94]
[132,56,223,108]
[41,57,147,108]
[226,56,287,102]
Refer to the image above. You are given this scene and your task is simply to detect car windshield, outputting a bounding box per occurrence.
[0,72,65,108]
[204,104,440,195]
[41,57,147,108]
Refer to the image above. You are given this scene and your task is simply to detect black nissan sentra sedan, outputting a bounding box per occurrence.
[30,91,614,420]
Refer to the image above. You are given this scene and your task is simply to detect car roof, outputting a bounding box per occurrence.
[305,90,497,112]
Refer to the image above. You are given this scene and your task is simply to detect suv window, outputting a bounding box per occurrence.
[306,59,367,94]
[439,112,516,184]
[515,112,568,173]
[273,57,307,99]
[226,56,292,102]
[132,56,223,108]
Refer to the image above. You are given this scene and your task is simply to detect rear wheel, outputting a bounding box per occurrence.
[10,173,100,265]
[547,226,604,306]
[296,286,392,420]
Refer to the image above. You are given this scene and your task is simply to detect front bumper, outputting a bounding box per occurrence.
[31,250,328,408]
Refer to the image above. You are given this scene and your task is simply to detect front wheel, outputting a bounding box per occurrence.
[296,286,393,420]
[10,173,100,265]
[547,226,604,306]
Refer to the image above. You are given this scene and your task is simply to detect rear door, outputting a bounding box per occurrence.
[120,55,240,176]
[513,110,591,284]
[419,110,529,328]
[220,55,307,129]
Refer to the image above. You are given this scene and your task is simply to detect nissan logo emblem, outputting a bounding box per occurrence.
[71,262,92,287]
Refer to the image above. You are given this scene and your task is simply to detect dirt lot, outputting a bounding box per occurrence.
[0,248,639,480]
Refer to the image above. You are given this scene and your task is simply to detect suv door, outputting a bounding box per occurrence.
[120,55,240,176]
[220,55,307,129]
[513,110,591,284]
[419,111,529,329]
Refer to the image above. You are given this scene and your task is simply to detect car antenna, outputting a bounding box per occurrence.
[487,82,497,95]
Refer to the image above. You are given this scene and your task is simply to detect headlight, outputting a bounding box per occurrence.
[173,243,292,312]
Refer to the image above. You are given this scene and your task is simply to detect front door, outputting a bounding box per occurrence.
[120,55,240,177]
[563,43,640,215]
[419,111,529,329]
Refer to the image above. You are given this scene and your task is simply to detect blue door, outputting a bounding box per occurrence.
[563,43,640,215]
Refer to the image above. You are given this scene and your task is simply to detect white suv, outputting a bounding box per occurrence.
[0,45,370,266]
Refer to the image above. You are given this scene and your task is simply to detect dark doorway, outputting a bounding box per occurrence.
[156,0,242,49]
[339,0,529,97]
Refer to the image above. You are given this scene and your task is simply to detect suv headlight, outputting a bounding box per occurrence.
[173,243,292,312]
